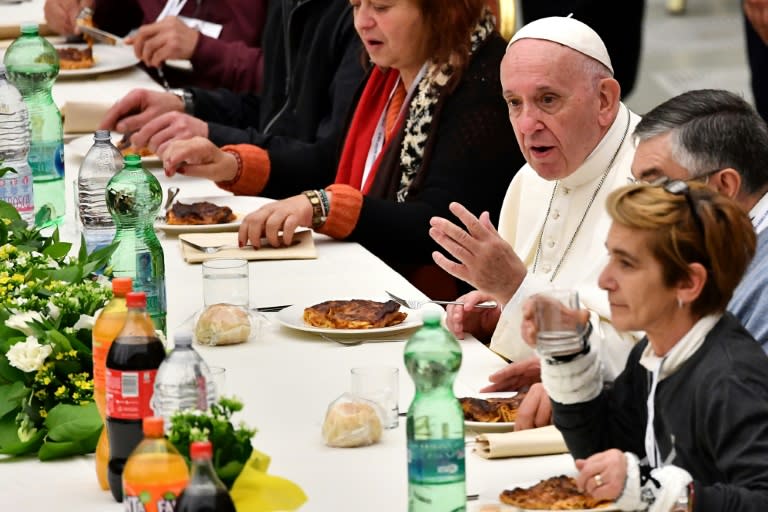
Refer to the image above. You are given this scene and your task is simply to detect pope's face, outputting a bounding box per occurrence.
[500,39,609,181]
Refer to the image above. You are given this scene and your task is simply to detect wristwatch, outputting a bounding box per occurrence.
[169,88,195,114]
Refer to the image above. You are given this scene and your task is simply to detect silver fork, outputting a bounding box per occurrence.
[319,334,407,346]
[180,238,253,254]
[385,290,497,310]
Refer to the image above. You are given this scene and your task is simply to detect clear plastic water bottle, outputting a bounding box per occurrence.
[151,331,216,431]
[404,311,465,512]
[0,65,33,225]
[78,130,122,252]
[105,154,167,334]
[3,23,64,228]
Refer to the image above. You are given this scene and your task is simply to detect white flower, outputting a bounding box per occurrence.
[72,314,95,331]
[7,336,52,373]
[5,311,44,336]
[47,301,61,321]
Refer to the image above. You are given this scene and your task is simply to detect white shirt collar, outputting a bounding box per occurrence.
[749,192,768,234]
[639,313,722,381]
[560,103,630,189]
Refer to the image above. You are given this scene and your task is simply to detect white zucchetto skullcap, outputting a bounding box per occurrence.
[507,15,614,74]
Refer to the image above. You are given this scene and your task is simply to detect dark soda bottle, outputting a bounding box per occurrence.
[105,291,166,502]
[176,441,237,512]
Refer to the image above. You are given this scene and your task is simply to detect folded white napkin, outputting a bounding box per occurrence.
[179,230,317,263]
[62,101,114,134]
[474,425,568,459]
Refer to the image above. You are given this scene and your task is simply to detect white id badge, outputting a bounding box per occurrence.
[179,16,223,39]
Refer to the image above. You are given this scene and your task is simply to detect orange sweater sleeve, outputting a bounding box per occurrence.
[318,184,364,239]
[216,144,271,195]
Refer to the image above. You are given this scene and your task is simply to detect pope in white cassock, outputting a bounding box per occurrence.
[429,16,642,412]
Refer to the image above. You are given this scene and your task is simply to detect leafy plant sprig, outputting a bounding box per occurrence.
[167,396,257,489]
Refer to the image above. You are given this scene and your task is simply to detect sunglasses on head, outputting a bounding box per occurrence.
[660,178,707,240]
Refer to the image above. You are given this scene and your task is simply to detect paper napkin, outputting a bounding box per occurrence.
[473,425,568,459]
[62,101,115,135]
[179,230,316,263]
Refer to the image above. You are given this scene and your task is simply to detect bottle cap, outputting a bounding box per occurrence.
[421,310,442,325]
[174,331,193,347]
[142,416,164,437]
[111,277,132,296]
[94,129,111,141]
[126,291,147,308]
[124,154,141,165]
[19,22,39,34]
[190,440,213,460]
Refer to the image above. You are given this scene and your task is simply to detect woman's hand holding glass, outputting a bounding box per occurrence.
[521,292,590,357]
[238,195,314,249]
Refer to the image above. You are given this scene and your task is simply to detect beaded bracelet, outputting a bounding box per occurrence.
[318,188,330,217]
[302,190,326,229]
[218,148,243,186]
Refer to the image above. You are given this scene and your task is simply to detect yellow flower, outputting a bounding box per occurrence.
[39,409,47,418]
[54,385,67,398]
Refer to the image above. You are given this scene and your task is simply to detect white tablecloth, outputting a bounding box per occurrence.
[0,43,577,511]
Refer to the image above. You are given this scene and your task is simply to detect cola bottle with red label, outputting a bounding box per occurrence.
[105,291,166,502]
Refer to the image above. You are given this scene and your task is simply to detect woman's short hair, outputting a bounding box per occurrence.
[605,182,756,317]
[418,0,488,74]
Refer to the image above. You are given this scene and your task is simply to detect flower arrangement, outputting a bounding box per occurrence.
[0,200,116,460]
[168,396,307,511]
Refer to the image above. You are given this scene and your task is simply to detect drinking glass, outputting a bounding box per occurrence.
[350,366,399,429]
[202,258,249,307]
[208,366,226,398]
[533,289,585,357]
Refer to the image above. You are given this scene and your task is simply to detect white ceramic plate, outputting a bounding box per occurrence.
[155,214,242,234]
[57,43,139,77]
[154,195,275,235]
[277,302,423,338]
[461,392,518,433]
[480,480,618,511]
[67,131,159,163]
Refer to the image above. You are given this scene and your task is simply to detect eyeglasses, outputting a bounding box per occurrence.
[661,179,707,240]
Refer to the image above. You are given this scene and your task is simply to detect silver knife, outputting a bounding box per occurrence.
[77,24,124,46]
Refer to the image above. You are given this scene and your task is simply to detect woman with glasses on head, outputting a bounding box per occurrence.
[520,181,768,510]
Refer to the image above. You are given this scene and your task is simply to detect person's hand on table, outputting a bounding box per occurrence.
[238,195,316,249]
[44,0,88,36]
[481,355,541,392]
[132,112,208,155]
[160,136,238,181]
[575,449,627,502]
[445,290,501,341]
[125,16,200,67]
[99,88,184,135]
[430,202,526,306]
[513,383,552,431]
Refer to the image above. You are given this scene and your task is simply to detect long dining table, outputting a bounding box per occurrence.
[0,26,578,512]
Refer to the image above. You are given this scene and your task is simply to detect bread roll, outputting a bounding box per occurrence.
[322,400,382,448]
[195,304,251,346]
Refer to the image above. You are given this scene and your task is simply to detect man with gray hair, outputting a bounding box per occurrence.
[631,88,768,350]
[429,16,641,406]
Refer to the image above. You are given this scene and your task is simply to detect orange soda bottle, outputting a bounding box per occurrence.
[92,276,132,490]
[123,416,190,512]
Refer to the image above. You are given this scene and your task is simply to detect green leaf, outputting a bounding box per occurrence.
[0,357,25,386]
[0,166,17,178]
[0,382,29,418]
[41,241,74,261]
[45,402,101,442]
[38,428,100,460]
[0,200,21,223]
[0,415,45,455]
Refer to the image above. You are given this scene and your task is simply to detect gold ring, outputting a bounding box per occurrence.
[594,474,604,487]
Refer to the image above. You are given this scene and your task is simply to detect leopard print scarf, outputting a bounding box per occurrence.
[396,7,496,201]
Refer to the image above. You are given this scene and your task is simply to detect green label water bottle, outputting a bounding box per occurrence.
[105,154,167,335]
[3,23,64,227]
[405,310,465,512]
